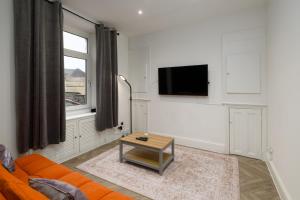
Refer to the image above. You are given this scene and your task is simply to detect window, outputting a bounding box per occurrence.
[63,32,87,53]
[63,31,90,109]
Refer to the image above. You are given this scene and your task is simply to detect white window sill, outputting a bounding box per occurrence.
[66,112,96,121]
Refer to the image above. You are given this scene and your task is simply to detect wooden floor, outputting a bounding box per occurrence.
[63,140,280,200]
[238,156,280,200]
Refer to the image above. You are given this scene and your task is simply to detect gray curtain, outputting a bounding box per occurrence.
[14,0,65,153]
[95,24,118,131]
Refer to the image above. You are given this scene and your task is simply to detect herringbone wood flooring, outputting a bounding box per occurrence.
[238,156,280,200]
[63,140,280,200]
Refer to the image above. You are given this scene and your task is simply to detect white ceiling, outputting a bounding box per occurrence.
[62,0,267,37]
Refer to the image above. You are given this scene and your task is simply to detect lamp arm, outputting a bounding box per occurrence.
[125,80,132,93]
[124,79,133,134]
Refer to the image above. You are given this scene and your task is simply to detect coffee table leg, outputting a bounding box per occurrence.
[119,141,123,163]
[159,150,163,175]
[172,140,175,161]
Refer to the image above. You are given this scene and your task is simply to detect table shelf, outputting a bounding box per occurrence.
[124,148,172,169]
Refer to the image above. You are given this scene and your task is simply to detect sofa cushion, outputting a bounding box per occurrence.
[15,154,50,167]
[29,178,87,200]
[15,154,56,175]
[59,172,90,188]
[79,182,112,200]
[0,165,48,200]
[34,164,72,179]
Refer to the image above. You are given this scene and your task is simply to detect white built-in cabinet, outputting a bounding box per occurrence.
[35,115,121,163]
[128,47,149,93]
[229,107,262,159]
[132,100,148,132]
[223,28,265,95]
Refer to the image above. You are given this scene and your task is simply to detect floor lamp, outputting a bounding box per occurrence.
[119,75,132,134]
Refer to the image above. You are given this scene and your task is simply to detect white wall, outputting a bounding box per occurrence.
[267,0,300,199]
[0,0,17,157]
[129,7,267,153]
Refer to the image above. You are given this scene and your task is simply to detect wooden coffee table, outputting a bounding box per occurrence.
[119,132,174,175]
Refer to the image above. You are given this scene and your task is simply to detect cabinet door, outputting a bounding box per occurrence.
[129,47,149,93]
[133,101,148,132]
[226,53,261,93]
[230,108,262,159]
[78,117,98,153]
[36,120,79,163]
[56,120,79,162]
[223,28,265,94]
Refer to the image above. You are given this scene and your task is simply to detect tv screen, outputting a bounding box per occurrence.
[158,65,208,96]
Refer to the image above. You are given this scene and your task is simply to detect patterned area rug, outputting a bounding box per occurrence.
[77,145,240,200]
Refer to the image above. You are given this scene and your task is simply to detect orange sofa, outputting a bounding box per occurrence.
[0,154,132,200]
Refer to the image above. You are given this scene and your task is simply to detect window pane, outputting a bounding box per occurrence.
[63,32,87,53]
[64,56,87,107]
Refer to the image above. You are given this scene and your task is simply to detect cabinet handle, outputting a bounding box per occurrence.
[74,136,77,139]
[79,135,82,138]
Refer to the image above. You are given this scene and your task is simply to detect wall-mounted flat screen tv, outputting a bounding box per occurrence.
[158,65,208,96]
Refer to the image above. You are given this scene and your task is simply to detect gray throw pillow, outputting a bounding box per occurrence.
[29,178,87,200]
[0,144,15,172]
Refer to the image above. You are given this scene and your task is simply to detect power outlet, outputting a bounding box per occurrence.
[118,122,124,130]
[117,122,130,137]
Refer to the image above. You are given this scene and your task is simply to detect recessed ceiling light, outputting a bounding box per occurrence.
[138,10,143,15]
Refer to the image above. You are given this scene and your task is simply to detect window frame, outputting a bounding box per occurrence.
[63,27,92,111]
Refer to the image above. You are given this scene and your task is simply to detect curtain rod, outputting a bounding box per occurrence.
[62,7,120,35]
[63,7,98,26]
[44,1,119,35]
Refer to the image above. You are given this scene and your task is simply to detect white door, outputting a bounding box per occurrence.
[128,47,149,93]
[37,120,79,163]
[230,108,262,159]
[133,101,148,132]
[226,53,261,94]
[222,28,266,101]
[78,117,97,153]
[56,119,79,162]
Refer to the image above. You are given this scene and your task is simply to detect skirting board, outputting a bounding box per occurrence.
[266,160,292,200]
[149,131,226,154]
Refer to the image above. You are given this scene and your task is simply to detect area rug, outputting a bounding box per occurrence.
[77,145,240,200]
